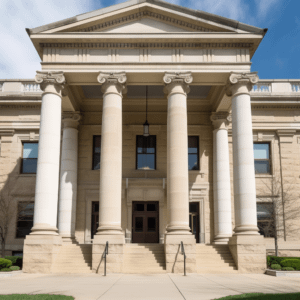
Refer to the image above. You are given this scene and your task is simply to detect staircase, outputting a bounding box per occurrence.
[52,243,93,274]
[123,244,166,273]
[196,244,238,274]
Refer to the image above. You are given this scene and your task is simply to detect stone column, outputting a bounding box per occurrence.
[92,72,126,273]
[226,72,266,274]
[58,112,81,243]
[211,112,232,244]
[163,72,196,273]
[23,71,66,273]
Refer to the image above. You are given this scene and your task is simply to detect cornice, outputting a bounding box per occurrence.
[0,105,40,110]
[40,42,253,49]
[78,10,215,33]
[252,105,300,110]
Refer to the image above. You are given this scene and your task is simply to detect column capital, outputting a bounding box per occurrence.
[210,112,231,130]
[226,72,259,97]
[97,72,127,96]
[35,71,67,97]
[163,72,193,96]
[62,112,81,129]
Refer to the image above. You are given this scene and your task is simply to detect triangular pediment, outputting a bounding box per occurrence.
[29,0,264,35]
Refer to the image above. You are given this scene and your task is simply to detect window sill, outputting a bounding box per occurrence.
[135,169,157,171]
[19,174,36,177]
[255,174,273,178]
[189,170,205,178]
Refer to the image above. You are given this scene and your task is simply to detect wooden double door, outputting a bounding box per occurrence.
[132,201,159,243]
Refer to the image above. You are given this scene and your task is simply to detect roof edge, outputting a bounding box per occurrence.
[28,0,265,35]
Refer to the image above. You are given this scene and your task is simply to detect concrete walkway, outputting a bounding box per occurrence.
[0,273,300,300]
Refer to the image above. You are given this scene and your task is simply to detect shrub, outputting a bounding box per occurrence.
[5,256,23,268]
[9,266,20,271]
[267,256,300,267]
[282,267,295,271]
[271,264,281,270]
[0,268,11,272]
[281,259,300,271]
[0,258,12,269]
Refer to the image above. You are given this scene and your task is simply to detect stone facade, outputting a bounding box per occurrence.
[0,0,300,273]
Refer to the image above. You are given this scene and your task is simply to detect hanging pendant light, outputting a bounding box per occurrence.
[143,86,150,137]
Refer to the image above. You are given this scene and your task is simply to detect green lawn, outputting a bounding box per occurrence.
[216,293,300,300]
[0,296,74,300]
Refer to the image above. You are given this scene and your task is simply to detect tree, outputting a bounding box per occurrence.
[257,175,299,257]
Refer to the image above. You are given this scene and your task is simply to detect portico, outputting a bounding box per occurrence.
[22,0,268,274]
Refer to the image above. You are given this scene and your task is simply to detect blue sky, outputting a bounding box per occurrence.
[0,0,299,79]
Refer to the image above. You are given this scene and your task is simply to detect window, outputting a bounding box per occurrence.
[136,135,156,170]
[257,203,275,238]
[16,202,34,238]
[254,143,271,174]
[188,136,199,170]
[92,136,101,170]
[21,143,38,174]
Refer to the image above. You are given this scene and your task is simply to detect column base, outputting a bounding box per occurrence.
[92,234,125,274]
[23,234,63,273]
[30,223,59,236]
[213,234,231,245]
[233,225,260,235]
[228,235,266,273]
[61,237,76,244]
[164,234,196,273]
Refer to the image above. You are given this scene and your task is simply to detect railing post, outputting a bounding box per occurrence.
[181,241,186,276]
[104,241,108,276]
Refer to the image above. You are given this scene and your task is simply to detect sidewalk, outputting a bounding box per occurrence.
[0,273,300,300]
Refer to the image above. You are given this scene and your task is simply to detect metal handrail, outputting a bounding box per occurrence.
[181,241,186,276]
[103,241,109,276]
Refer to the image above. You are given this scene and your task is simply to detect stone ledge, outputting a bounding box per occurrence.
[266,269,300,277]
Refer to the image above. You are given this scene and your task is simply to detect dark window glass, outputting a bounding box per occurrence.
[188,136,199,170]
[254,143,271,174]
[136,136,156,170]
[22,143,38,174]
[135,217,143,232]
[257,203,275,238]
[147,217,156,232]
[189,203,198,213]
[147,204,156,211]
[135,204,144,212]
[93,136,101,170]
[16,202,34,238]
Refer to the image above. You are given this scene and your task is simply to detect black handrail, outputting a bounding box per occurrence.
[103,241,109,276]
[181,241,186,276]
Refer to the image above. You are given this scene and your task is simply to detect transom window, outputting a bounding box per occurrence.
[254,143,271,174]
[16,202,34,238]
[188,136,199,170]
[257,203,275,238]
[92,135,101,170]
[136,135,156,170]
[21,143,38,174]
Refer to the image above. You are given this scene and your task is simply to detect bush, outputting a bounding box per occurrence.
[281,259,300,271]
[0,268,11,272]
[271,264,281,270]
[5,256,23,268]
[267,256,300,267]
[282,267,295,271]
[0,258,12,269]
[9,266,20,271]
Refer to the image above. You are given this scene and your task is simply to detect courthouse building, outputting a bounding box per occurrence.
[1,0,300,274]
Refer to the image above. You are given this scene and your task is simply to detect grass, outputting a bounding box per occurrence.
[216,293,300,299]
[0,296,74,300]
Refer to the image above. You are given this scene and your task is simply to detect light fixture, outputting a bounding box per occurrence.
[143,86,150,137]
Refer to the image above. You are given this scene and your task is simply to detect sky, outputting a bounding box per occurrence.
[0,0,299,80]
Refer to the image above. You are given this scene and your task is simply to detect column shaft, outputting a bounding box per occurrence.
[31,72,66,235]
[58,113,80,242]
[227,72,259,235]
[211,113,232,244]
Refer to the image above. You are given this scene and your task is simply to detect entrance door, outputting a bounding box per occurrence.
[132,201,159,243]
[189,202,200,243]
[91,201,99,239]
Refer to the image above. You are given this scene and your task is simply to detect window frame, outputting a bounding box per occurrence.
[188,136,200,171]
[92,135,101,170]
[136,135,157,170]
[15,201,34,239]
[253,142,272,175]
[20,142,38,174]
